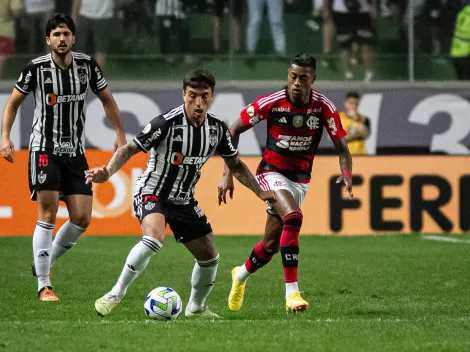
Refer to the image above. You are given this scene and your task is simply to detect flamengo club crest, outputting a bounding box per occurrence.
[38,171,47,184]
[293,115,303,128]
[209,129,218,146]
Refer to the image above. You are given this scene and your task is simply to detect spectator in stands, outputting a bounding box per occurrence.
[246,0,286,57]
[325,0,376,82]
[72,0,115,68]
[23,0,55,55]
[154,0,192,63]
[309,0,335,69]
[339,91,370,155]
[213,0,245,55]
[0,0,23,79]
[450,1,470,80]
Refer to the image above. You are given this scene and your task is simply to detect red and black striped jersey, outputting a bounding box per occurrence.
[240,88,346,183]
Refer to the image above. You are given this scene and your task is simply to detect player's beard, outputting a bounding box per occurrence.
[52,45,71,57]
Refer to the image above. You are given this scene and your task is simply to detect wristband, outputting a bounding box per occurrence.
[342,170,352,177]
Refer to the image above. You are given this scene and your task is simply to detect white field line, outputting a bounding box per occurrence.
[2,317,470,325]
[422,235,470,244]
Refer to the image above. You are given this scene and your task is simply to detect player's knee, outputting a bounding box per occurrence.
[283,211,303,228]
[71,215,91,229]
[39,207,57,224]
[263,239,280,254]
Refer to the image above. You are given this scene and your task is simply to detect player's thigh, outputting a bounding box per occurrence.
[64,194,93,228]
[167,202,213,250]
[134,194,168,243]
[184,232,217,261]
[256,172,305,217]
[28,150,61,201]
[332,12,354,48]
[60,153,93,198]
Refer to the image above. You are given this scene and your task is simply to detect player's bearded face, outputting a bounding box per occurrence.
[47,25,75,56]
[287,65,316,106]
[183,87,214,126]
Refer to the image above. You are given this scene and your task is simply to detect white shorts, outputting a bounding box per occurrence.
[256,172,309,215]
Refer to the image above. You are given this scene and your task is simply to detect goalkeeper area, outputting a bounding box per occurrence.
[1,234,470,352]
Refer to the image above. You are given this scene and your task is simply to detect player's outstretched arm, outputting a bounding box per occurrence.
[96,87,127,151]
[219,118,252,201]
[1,89,27,163]
[86,141,141,184]
[333,137,354,199]
[222,156,276,205]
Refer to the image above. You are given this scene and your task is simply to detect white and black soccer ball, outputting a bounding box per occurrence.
[144,287,182,321]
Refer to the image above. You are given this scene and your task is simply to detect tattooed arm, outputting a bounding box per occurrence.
[332,137,354,198]
[220,156,275,205]
[85,141,141,184]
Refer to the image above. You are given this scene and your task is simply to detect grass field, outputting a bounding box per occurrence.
[1,234,470,352]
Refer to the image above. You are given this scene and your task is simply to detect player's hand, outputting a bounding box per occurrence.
[0,138,15,163]
[257,190,276,204]
[218,175,235,205]
[113,134,127,152]
[85,165,110,184]
[336,175,354,199]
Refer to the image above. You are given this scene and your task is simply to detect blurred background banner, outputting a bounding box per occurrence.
[1,86,470,155]
[1,152,468,236]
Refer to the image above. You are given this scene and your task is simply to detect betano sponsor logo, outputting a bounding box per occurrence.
[46,93,86,106]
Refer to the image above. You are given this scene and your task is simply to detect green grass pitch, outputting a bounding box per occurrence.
[1,235,470,352]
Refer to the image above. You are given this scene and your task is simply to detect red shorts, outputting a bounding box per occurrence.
[0,36,14,57]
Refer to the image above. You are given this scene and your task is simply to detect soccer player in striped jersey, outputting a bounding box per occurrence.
[0,13,126,301]
[219,53,354,313]
[87,69,275,318]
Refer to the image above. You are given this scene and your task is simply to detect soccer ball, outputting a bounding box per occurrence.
[144,287,183,321]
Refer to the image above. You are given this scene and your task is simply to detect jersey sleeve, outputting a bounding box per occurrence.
[322,100,347,140]
[133,115,170,152]
[14,61,36,95]
[239,95,270,127]
[89,57,108,94]
[216,121,238,158]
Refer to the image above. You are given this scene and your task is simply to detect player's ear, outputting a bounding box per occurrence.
[311,72,317,84]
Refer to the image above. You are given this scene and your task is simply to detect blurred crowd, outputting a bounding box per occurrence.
[0,0,469,80]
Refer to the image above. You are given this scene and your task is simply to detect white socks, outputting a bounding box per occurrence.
[235,264,251,283]
[51,220,85,266]
[33,221,54,292]
[286,282,300,298]
[186,254,220,313]
[110,236,162,298]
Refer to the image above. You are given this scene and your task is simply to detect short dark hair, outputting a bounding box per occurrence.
[345,91,361,99]
[290,54,316,71]
[183,69,216,92]
[45,13,76,37]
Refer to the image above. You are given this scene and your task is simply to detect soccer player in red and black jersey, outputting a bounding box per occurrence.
[218,53,354,312]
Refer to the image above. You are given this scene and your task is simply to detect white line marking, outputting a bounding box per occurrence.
[2,317,470,325]
[422,235,470,244]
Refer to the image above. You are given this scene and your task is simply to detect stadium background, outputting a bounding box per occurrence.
[1,2,470,351]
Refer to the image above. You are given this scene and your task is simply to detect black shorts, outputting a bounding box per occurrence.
[133,195,213,244]
[332,12,376,48]
[214,0,244,19]
[28,150,93,201]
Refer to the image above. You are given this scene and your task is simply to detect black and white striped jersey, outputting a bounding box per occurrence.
[133,105,238,205]
[15,52,107,155]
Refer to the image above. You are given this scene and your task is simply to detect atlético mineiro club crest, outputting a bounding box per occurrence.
[79,72,87,84]
[209,129,218,146]
[38,171,47,184]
